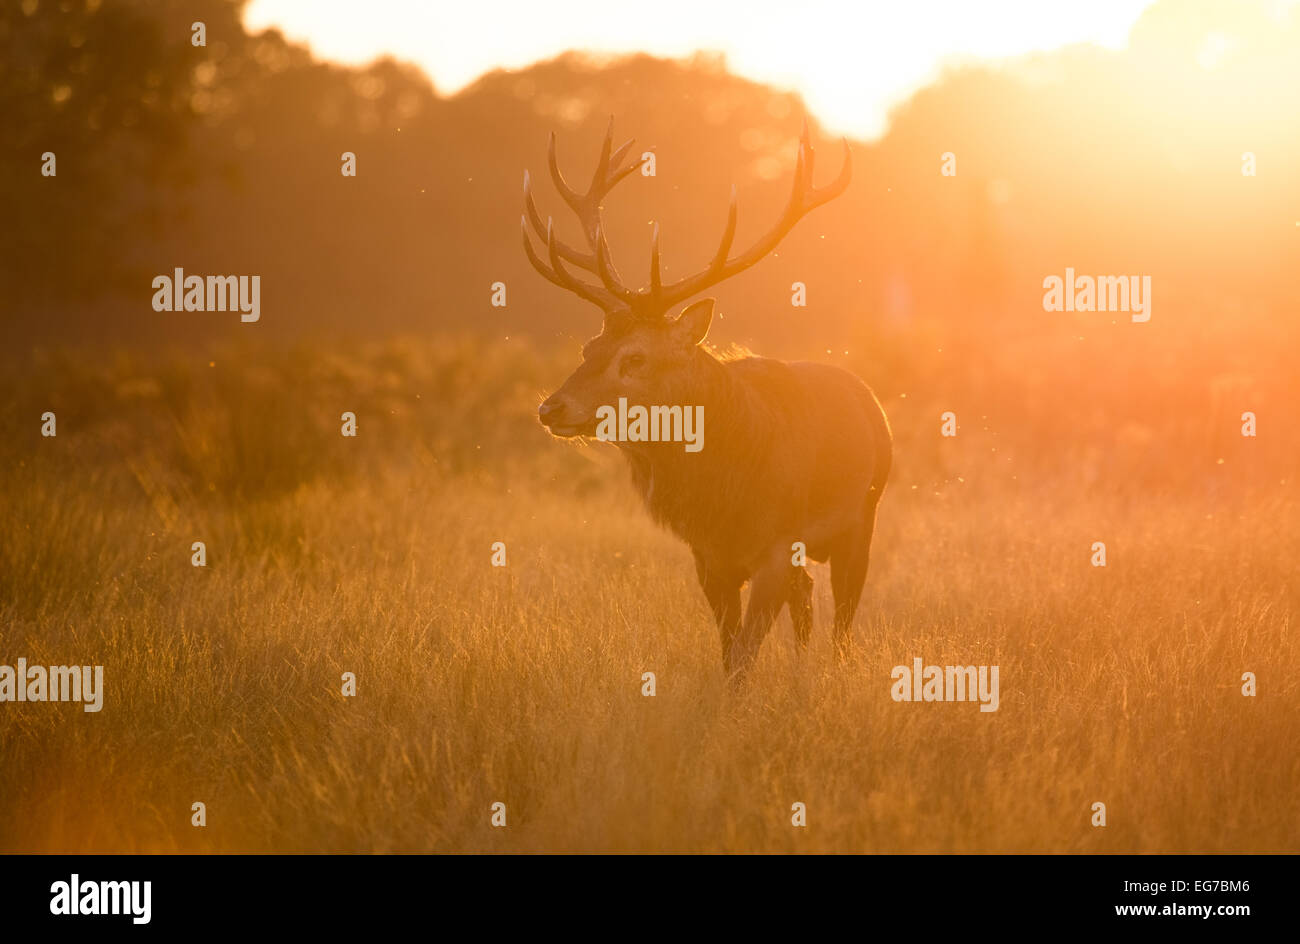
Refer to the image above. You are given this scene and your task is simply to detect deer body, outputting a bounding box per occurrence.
[522,119,890,678]
[621,352,888,563]
[623,352,890,674]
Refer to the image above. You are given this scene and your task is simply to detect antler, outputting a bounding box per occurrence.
[653,119,851,310]
[521,117,851,319]
[521,116,644,312]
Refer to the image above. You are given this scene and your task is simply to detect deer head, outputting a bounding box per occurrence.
[523,118,851,438]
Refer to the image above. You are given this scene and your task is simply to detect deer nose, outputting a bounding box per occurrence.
[538,399,564,424]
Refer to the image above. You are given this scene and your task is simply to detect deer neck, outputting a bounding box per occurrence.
[616,350,765,526]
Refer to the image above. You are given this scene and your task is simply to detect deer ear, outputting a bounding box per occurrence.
[674,298,714,347]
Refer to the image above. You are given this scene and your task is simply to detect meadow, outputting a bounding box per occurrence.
[1,334,1296,853]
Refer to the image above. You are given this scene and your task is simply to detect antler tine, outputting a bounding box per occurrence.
[546,131,586,214]
[593,225,635,304]
[791,136,808,203]
[591,116,616,194]
[524,170,600,272]
[610,138,637,170]
[545,218,608,307]
[605,151,642,191]
[650,223,662,297]
[800,117,816,183]
[523,170,546,234]
[711,184,739,270]
[806,138,852,207]
[520,214,571,292]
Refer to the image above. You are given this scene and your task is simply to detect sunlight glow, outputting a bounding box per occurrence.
[244,0,1158,138]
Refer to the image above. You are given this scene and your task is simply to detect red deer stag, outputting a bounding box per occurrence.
[522,119,891,679]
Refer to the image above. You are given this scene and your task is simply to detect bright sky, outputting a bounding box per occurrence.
[244,0,1157,139]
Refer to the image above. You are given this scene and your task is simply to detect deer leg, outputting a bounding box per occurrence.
[695,555,742,665]
[727,555,791,681]
[829,497,881,654]
[788,566,814,648]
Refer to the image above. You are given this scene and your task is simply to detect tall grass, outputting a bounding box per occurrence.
[1,335,1295,852]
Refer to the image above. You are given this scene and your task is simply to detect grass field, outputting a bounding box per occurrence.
[1,335,1297,853]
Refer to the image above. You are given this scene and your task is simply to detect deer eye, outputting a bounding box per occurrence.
[620,352,646,373]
